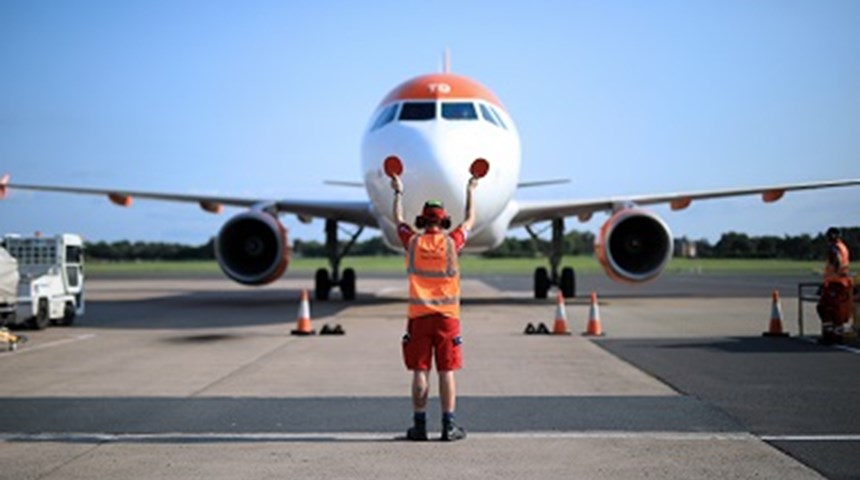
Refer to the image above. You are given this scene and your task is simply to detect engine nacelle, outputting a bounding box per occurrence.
[215,211,290,286]
[595,209,673,283]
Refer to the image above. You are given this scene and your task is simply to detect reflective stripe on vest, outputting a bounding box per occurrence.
[407,233,460,318]
[408,296,460,306]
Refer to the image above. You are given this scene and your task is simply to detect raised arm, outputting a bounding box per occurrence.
[391,175,407,225]
[461,176,479,232]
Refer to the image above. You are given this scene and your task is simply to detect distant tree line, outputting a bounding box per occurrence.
[85,239,215,261]
[482,230,597,258]
[688,227,859,260]
[84,227,858,261]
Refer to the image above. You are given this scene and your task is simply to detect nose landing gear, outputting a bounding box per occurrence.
[314,219,363,301]
[526,218,576,299]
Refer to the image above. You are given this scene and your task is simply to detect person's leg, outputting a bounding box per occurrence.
[439,370,465,441]
[412,369,430,412]
[403,318,432,440]
[435,316,466,441]
[406,370,430,440]
[439,370,455,413]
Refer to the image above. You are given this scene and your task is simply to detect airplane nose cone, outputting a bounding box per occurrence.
[362,116,518,242]
[396,129,473,224]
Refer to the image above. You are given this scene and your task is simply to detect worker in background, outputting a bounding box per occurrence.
[390,172,479,442]
[817,227,853,344]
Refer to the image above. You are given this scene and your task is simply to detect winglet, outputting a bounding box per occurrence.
[0,174,9,199]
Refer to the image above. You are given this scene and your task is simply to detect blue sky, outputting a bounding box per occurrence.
[1,0,858,245]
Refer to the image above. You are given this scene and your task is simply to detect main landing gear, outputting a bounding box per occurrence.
[315,219,363,301]
[526,218,576,299]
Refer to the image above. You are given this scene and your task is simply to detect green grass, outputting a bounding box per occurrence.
[664,257,821,275]
[84,255,824,277]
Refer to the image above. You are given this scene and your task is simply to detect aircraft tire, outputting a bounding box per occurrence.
[315,268,331,301]
[561,267,576,299]
[341,268,356,301]
[534,267,550,299]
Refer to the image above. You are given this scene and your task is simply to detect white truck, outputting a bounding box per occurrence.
[0,245,19,326]
[0,234,85,329]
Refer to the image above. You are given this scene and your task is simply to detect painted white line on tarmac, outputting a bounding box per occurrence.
[0,431,757,443]
[8,431,857,443]
[798,336,860,355]
[832,344,860,355]
[761,435,860,442]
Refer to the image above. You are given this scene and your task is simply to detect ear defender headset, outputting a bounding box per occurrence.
[415,200,452,230]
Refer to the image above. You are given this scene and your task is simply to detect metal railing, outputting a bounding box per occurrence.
[796,282,822,337]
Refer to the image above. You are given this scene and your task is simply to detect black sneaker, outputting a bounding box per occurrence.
[441,421,466,442]
[406,425,428,441]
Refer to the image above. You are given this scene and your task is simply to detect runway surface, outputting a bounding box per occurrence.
[0,272,856,479]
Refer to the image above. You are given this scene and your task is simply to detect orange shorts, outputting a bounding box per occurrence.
[402,314,462,371]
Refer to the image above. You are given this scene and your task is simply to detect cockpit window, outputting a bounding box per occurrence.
[489,106,508,129]
[479,103,499,127]
[371,103,399,131]
[442,102,478,120]
[399,102,436,121]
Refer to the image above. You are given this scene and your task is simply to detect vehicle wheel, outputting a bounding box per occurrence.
[315,268,331,301]
[561,267,576,299]
[31,299,50,330]
[341,268,356,301]
[55,302,76,327]
[534,267,550,299]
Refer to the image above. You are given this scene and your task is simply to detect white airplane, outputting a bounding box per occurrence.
[3,63,859,300]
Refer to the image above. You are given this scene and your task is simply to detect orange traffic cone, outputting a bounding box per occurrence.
[291,290,316,336]
[583,291,604,336]
[552,292,572,335]
[762,289,788,337]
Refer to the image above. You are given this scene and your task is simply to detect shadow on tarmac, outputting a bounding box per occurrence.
[81,288,401,330]
[79,289,602,330]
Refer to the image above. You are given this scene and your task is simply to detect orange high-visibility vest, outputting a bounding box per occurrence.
[407,232,460,318]
[824,240,850,283]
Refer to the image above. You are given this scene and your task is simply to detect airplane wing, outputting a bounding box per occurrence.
[0,176,379,228]
[510,178,860,227]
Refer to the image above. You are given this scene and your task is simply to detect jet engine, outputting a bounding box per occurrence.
[595,209,673,283]
[215,211,290,286]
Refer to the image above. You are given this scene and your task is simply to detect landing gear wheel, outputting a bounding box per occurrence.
[54,302,76,327]
[561,267,576,299]
[315,268,331,301]
[341,268,356,300]
[534,267,550,299]
[30,298,50,330]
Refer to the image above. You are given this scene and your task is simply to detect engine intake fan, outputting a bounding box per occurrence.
[595,209,672,283]
[215,211,289,286]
